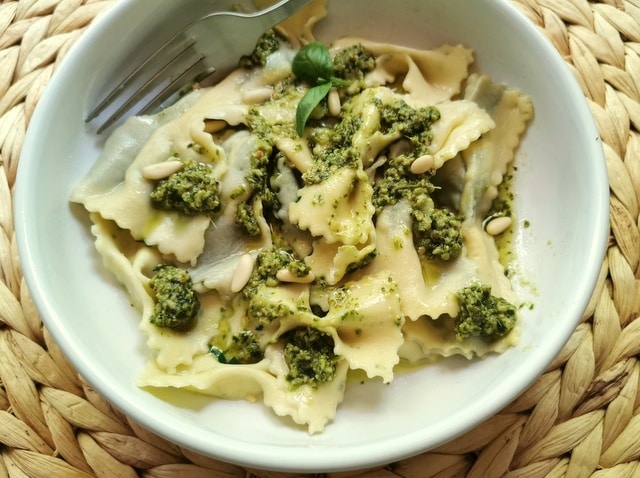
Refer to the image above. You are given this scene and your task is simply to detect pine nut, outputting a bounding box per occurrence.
[204,119,227,133]
[141,160,183,180]
[485,216,512,236]
[328,87,341,117]
[230,254,255,293]
[276,268,315,284]
[410,154,435,174]
[242,87,273,105]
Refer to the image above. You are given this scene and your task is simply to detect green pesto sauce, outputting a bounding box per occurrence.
[239,29,283,69]
[345,249,377,274]
[149,265,200,330]
[247,290,296,324]
[373,152,462,263]
[210,330,263,364]
[330,43,377,96]
[303,113,363,184]
[235,200,261,237]
[412,207,463,262]
[377,99,440,155]
[234,110,298,236]
[271,46,375,185]
[332,44,376,83]
[283,327,341,389]
[233,122,286,236]
[247,100,299,142]
[486,165,537,302]
[486,163,521,272]
[149,159,221,216]
[242,248,311,323]
[245,248,311,294]
[327,284,360,313]
[454,284,517,342]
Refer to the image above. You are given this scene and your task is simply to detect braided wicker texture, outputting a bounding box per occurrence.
[1,0,640,476]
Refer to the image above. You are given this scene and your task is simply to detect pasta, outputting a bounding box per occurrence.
[71,0,533,433]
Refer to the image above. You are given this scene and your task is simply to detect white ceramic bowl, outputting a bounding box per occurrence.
[15,0,609,473]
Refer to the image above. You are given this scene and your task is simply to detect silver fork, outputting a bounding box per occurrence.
[87,0,311,133]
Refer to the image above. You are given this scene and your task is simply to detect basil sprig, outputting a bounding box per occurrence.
[292,42,348,136]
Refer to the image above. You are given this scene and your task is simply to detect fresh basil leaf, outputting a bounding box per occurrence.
[211,346,240,364]
[296,81,333,137]
[292,42,333,84]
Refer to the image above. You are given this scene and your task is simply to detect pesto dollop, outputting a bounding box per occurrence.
[413,207,463,261]
[332,44,376,83]
[283,326,341,389]
[455,284,517,342]
[149,159,221,216]
[239,29,283,69]
[149,265,200,330]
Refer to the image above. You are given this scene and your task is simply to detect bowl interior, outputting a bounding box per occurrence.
[15,0,608,472]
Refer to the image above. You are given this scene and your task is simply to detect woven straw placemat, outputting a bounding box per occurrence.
[1,0,639,476]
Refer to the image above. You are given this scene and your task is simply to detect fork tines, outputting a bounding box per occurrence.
[86,0,312,134]
[86,31,214,134]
